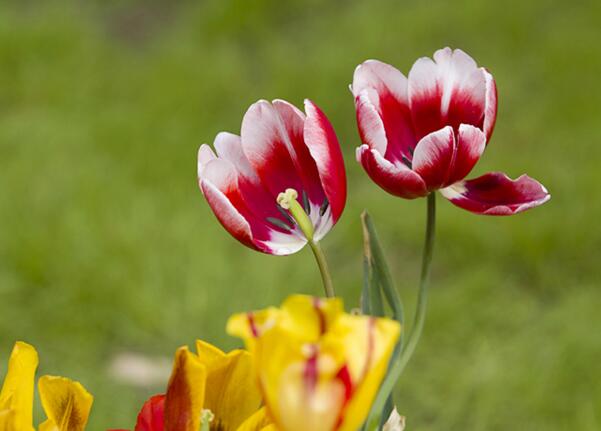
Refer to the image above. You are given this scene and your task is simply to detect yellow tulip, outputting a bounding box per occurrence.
[0,342,93,431]
[123,340,272,431]
[227,295,401,431]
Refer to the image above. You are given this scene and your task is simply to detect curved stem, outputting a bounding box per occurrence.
[400,191,436,366]
[309,240,335,298]
[364,192,436,430]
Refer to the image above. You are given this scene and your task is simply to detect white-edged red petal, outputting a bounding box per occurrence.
[412,126,455,190]
[352,59,408,102]
[352,60,416,164]
[241,100,304,198]
[408,48,487,139]
[199,177,257,251]
[440,172,550,215]
[213,132,256,179]
[197,144,217,179]
[483,69,498,142]
[273,99,326,207]
[199,149,305,255]
[447,124,486,185]
[303,99,347,222]
[356,144,427,199]
[354,90,387,154]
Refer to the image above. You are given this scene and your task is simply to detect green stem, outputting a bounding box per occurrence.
[309,239,335,298]
[364,192,436,430]
[400,191,436,368]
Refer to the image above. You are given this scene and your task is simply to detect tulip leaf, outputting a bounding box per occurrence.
[361,217,384,317]
[360,211,405,430]
[361,211,404,335]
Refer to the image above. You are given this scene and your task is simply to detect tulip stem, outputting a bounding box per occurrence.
[309,239,336,298]
[401,191,436,368]
[364,192,436,430]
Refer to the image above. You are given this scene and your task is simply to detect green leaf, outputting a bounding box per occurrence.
[361,211,405,430]
[362,212,384,317]
[361,211,404,332]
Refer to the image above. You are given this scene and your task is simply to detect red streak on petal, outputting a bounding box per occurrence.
[304,345,319,394]
[247,312,259,338]
[332,319,375,430]
[333,365,354,430]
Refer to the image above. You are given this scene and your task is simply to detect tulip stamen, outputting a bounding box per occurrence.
[276,205,296,226]
[302,190,311,215]
[277,188,315,241]
[266,216,293,232]
[401,155,412,169]
[319,198,329,216]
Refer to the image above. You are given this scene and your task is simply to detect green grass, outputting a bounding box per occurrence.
[0,0,600,429]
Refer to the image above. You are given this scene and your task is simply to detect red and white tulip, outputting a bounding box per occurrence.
[198,99,346,255]
[352,47,550,215]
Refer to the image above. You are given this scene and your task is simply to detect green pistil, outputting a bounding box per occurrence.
[277,188,315,241]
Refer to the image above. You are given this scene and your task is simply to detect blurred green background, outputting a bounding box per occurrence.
[1,0,600,429]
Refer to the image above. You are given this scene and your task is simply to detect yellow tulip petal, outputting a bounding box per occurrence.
[38,419,58,431]
[0,342,38,431]
[226,307,280,346]
[228,296,401,431]
[279,295,343,341]
[195,340,261,431]
[330,316,401,431]
[0,409,14,431]
[38,376,93,431]
[235,407,272,431]
[163,346,206,431]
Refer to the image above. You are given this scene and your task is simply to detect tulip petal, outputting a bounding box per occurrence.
[303,99,347,223]
[447,124,486,185]
[163,347,207,431]
[241,100,305,198]
[441,172,551,215]
[356,145,427,199]
[211,134,299,226]
[352,60,416,163]
[412,126,456,190]
[354,90,387,154]
[273,100,326,208]
[199,174,258,251]
[134,395,165,431]
[352,60,407,103]
[483,69,497,141]
[235,407,273,431]
[0,342,38,431]
[199,156,307,256]
[38,376,93,431]
[329,316,401,431]
[408,48,487,139]
[0,410,12,429]
[195,340,262,431]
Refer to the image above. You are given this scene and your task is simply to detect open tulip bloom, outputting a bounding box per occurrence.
[111,340,273,431]
[198,98,347,296]
[352,47,550,214]
[227,295,401,431]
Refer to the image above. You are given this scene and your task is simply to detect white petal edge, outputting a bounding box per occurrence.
[355,90,388,154]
